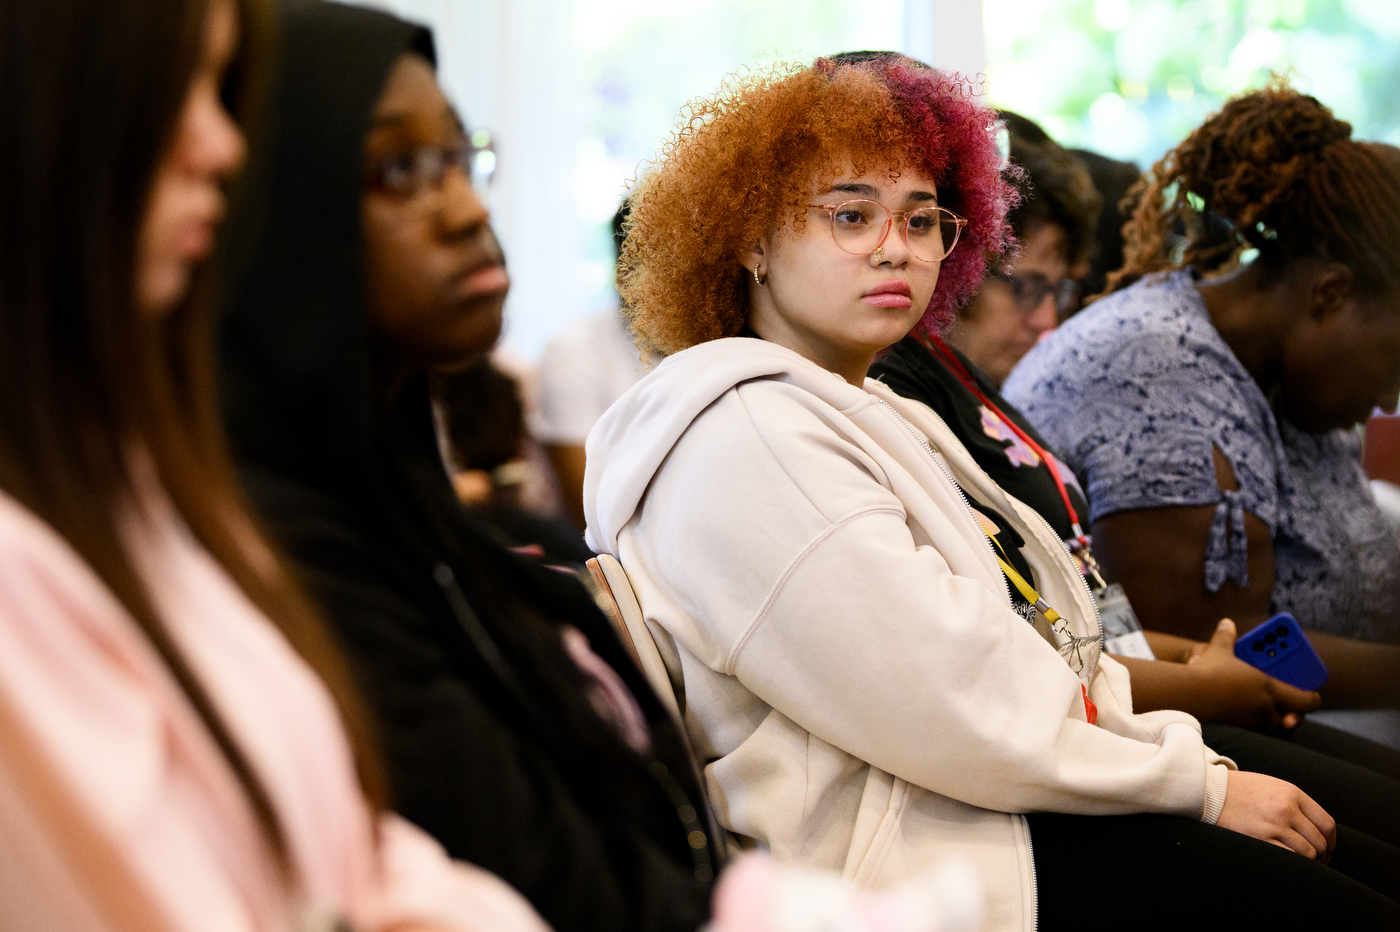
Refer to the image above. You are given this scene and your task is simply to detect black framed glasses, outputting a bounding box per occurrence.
[989,269,1081,316]
[366,128,496,197]
[809,199,966,263]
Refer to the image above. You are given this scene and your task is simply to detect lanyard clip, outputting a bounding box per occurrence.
[1068,531,1109,592]
[1082,552,1109,593]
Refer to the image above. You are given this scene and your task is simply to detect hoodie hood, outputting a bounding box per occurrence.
[219,1,434,497]
[584,338,869,555]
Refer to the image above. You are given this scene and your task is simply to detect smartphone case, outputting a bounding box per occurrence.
[1233,613,1329,691]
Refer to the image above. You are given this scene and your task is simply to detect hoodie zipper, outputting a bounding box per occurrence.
[880,395,1044,928]
[1023,814,1039,932]
[1005,482,1107,670]
[878,397,1106,673]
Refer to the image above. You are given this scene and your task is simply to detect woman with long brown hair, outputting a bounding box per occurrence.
[0,1,547,928]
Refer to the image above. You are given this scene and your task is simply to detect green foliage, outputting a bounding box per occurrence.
[985,0,1400,166]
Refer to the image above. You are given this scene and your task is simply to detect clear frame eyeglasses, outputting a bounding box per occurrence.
[809,199,967,263]
[366,128,497,198]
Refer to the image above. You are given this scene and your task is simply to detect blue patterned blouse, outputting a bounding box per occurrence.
[1003,269,1400,641]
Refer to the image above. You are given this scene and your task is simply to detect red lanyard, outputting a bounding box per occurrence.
[916,333,1091,551]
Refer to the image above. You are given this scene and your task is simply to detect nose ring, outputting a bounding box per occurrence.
[873,246,885,260]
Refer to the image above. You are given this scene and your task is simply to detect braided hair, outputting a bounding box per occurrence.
[1109,80,1400,296]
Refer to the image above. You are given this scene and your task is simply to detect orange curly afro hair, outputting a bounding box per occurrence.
[620,56,1016,355]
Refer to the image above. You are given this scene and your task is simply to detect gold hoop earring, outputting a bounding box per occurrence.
[753,263,765,286]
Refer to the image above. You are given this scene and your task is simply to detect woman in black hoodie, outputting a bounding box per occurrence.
[217,5,716,931]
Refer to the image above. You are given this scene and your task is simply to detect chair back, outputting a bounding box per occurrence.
[586,553,683,722]
[585,553,748,859]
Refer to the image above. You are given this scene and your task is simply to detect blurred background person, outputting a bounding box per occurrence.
[534,200,654,532]
[435,358,595,564]
[217,5,720,930]
[1068,149,1142,303]
[945,112,1100,385]
[0,0,549,929]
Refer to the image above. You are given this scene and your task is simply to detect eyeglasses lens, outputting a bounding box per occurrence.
[829,200,959,262]
[1055,279,1081,314]
[1005,274,1081,314]
[372,133,496,198]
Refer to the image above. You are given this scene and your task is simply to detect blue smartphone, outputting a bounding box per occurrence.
[1233,613,1329,691]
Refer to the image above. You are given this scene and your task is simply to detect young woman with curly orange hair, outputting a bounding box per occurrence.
[583,56,1400,930]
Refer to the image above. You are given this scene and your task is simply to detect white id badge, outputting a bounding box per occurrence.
[1094,583,1155,659]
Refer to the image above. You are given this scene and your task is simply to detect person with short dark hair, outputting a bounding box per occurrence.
[944,113,1100,385]
[435,358,595,564]
[1069,148,1142,301]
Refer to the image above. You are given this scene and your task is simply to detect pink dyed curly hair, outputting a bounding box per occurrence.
[619,55,1016,354]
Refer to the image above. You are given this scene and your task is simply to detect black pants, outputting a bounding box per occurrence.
[1029,812,1400,930]
[1202,722,1400,848]
[1283,718,1400,780]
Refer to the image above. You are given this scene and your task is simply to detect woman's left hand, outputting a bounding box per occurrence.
[1185,619,1321,731]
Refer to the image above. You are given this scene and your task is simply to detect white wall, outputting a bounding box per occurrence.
[905,0,987,80]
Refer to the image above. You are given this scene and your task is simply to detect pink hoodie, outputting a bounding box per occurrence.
[0,484,548,932]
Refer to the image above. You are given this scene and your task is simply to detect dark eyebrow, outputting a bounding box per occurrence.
[825,182,880,198]
[370,112,413,129]
[821,182,939,205]
[371,103,466,135]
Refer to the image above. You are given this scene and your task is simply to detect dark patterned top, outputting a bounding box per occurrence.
[1003,269,1400,641]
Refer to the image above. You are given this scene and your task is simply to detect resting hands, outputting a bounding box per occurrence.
[1183,619,1320,732]
[1217,770,1336,861]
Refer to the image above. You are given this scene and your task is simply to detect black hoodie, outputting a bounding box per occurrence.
[218,5,714,930]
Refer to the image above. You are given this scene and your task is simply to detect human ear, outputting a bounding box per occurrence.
[736,241,766,276]
[1311,262,1356,321]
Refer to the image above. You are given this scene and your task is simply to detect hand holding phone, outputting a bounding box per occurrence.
[1233,613,1329,691]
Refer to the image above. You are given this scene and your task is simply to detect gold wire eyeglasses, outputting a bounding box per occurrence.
[809,199,966,262]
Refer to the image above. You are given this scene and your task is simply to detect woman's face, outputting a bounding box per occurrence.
[1280,286,1400,431]
[745,166,943,382]
[135,0,246,316]
[948,220,1068,385]
[362,53,507,376]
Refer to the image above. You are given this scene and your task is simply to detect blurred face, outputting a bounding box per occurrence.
[362,54,507,376]
[948,220,1068,385]
[745,167,943,384]
[1279,287,1400,431]
[136,0,246,316]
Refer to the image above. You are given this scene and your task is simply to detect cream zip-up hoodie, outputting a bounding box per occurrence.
[584,338,1232,932]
